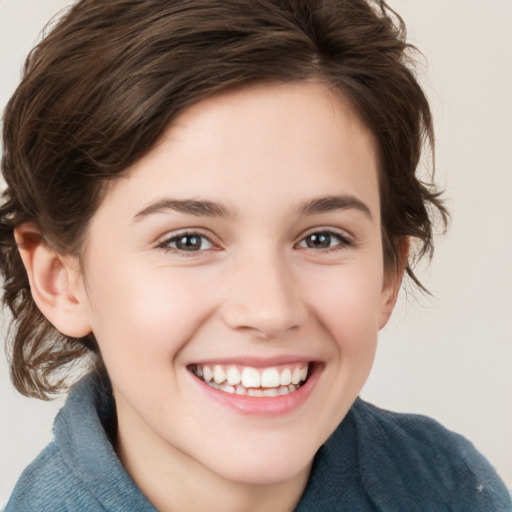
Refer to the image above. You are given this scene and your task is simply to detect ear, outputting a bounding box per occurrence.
[14,222,92,338]
[379,237,409,329]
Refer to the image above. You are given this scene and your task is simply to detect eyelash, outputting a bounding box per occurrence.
[295,229,353,252]
[156,231,215,255]
[156,228,353,255]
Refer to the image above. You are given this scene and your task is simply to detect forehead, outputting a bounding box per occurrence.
[91,82,380,225]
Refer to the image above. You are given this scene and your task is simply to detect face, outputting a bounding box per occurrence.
[73,82,400,486]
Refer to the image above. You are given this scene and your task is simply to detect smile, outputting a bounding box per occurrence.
[188,363,310,397]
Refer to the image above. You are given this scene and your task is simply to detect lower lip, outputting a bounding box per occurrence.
[189,365,321,416]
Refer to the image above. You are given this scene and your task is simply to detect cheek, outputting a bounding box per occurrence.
[84,266,216,370]
[304,266,384,346]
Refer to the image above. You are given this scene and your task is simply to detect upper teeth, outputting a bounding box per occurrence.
[193,364,309,390]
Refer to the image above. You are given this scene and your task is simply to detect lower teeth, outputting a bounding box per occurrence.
[206,380,299,397]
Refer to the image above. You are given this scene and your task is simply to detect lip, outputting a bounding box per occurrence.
[188,355,315,368]
[188,361,323,416]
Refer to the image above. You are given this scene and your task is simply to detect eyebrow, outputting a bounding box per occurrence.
[133,198,234,222]
[133,194,372,223]
[296,195,373,219]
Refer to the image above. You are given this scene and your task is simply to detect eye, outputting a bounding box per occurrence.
[158,232,214,252]
[297,230,351,250]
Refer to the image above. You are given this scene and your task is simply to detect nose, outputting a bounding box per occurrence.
[220,251,307,339]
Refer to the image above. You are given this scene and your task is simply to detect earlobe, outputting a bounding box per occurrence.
[14,223,92,338]
[379,237,409,329]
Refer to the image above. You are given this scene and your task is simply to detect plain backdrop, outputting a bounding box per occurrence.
[1,0,511,506]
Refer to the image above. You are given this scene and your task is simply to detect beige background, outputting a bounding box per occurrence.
[1,0,511,505]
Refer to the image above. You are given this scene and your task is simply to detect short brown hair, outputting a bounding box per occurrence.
[1,0,447,398]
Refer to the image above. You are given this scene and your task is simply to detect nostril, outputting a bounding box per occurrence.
[220,299,306,340]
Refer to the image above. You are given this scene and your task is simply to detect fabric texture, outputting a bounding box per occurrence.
[6,373,511,511]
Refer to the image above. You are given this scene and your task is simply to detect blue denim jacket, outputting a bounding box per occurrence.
[6,373,511,511]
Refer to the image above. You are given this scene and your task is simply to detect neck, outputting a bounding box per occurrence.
[115,408,311,512]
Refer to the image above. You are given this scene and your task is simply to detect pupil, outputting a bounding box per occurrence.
[307,233,330,248]
[177,235,201,250]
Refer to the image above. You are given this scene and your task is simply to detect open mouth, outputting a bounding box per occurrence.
[188,363,312,397]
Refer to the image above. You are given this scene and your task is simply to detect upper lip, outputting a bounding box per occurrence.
[186,355,319,368]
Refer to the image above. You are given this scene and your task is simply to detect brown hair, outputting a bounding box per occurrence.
[1,0,447,398]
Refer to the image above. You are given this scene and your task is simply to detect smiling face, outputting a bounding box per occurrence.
[71,82,401,498]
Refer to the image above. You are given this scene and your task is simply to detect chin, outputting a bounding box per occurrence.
[216,458,311,487]
[196,434,318,486]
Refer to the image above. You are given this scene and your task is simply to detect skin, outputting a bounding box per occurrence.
[17,82,403,511]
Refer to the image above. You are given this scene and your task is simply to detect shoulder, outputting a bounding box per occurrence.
[5,373,156,512]
[5,440,103,512]
[345,399,512,511]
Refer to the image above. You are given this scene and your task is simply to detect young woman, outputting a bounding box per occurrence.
[1,1,510,510]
